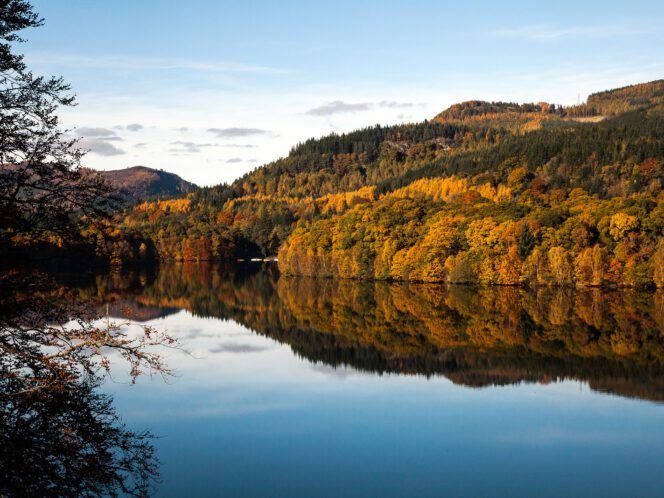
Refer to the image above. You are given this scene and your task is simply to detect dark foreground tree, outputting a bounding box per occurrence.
[0,0,115,249]
[0,4,174,494]
[0,270,178,396]
[0,269,178,495]
[0,378,158,497]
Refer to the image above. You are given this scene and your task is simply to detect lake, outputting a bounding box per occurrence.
[6,263,664,496]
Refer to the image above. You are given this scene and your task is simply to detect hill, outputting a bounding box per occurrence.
[96,166,197,202]
[115,80,663,287]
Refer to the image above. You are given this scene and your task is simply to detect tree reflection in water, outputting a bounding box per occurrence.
[0,379,156,497]
[0,270,174,496]
[80,263,664,403]
[3,262,661,494]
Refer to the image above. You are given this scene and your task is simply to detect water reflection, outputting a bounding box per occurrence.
[74,263,664,403]
[0,378,156,497]
[0,271,163,496]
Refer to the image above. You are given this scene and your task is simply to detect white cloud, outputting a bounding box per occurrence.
[305,100,418,116]
[73,127,125,156]
[26,52,293,74]
[209,343,273,354]
[305,100,372,116]
[78,137,125,156]
[378,100,416,109]
[492,24,646,41]
[206,127,270,138]
[169,141,218,154]
[75,126,117,138]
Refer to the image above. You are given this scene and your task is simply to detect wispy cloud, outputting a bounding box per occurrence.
[78,138,125,156]
[305,100,419,116]
[74,127,125,156]
[378,100,416,109]
[126,123,144,131]
[225,158,243,163]
[492,24,645,41]
[26,52,293,74]
[210,342,272,353]
[220,143,257,148]
[206,127,270,138]
[75,127,118,138]
[310,363,355,379]
[305,100,371,116]
[169,141,217,154]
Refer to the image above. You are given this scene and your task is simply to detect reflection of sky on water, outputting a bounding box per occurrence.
[105,310,664,498]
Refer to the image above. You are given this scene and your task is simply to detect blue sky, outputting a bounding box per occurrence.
[25,0,664,185]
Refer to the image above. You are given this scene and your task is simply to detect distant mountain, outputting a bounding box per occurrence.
[96,166,197,202]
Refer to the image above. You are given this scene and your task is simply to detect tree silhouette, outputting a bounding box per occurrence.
[0,0,116,249]
[0,378,158,497]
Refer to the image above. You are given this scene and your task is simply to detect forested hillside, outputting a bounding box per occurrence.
[114,80,663,287]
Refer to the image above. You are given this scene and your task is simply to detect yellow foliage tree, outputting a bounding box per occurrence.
[548,246,573,285]
[609,212,639,241]
[653,241,664,288]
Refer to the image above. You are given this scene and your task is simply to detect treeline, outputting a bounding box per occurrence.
[435,100,565,121]
[84,102,664,267]
[572,79,664,117]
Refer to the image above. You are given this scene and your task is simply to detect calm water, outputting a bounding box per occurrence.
[69,265,664,495]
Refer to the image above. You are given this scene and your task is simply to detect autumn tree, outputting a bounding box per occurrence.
[575,245,608,287]
[608,212,639,241]
[548,246,573,286]
[653,241,664,288]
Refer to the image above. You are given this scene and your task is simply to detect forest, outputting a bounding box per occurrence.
[100,80,663,288]
[3,72,663,288]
